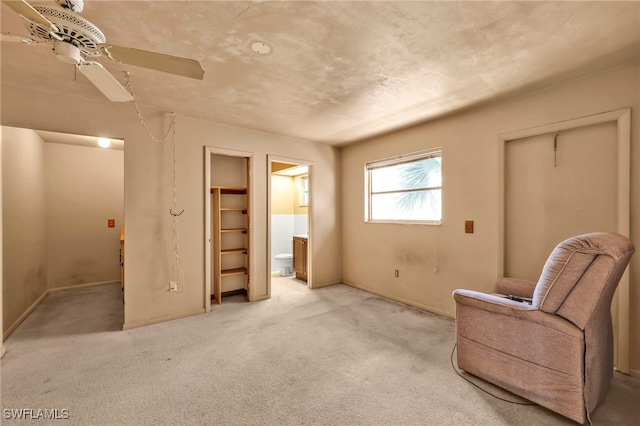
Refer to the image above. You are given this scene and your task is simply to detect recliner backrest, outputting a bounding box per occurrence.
[532,232,635,329]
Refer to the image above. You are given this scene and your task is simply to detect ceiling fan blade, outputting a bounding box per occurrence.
[1,32,41,44]
[2,0,59,32]
[77,62,133,103]
[101,44,204,80]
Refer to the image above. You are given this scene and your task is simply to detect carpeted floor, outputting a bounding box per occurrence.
[1,279,639,425]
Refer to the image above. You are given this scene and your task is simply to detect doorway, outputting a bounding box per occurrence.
[204,147,254,312]
[268,156,312,297]
[2,127,125,342]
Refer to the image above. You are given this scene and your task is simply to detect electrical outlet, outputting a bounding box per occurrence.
[170,281,178,292]
[394,269,399,278]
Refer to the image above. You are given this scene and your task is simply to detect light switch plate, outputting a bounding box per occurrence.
[465,220,474,233]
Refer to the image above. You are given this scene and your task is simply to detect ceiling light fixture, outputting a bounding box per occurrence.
[251,41,271,55]
[97,137,111,148]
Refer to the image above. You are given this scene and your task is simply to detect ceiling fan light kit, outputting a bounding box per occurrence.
[2,0,204,103]
[53,40,81,64]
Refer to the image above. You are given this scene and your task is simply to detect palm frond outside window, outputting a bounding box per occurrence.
[366,149,442,224]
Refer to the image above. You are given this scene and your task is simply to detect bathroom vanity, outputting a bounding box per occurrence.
[293,236,308,282]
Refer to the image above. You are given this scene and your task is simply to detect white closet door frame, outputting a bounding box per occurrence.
[204,146,254,312]
[497,108,631,373]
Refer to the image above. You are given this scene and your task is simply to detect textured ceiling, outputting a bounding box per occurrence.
[2,1,639,145]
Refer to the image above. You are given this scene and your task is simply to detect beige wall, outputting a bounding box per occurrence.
[125,116,341,327]
[45,143,124,289]
[341,62,640,372]
[1,129,4,355]
[0,88,342,331]
[211,153,247,188]
[272,175,294,215]
[2,127,48,336]
[271,174,308,215]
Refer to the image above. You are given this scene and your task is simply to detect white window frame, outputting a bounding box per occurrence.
[299,175,309,207]
[365,148,442,225]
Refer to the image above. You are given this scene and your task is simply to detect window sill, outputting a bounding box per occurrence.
[366,219,442,226]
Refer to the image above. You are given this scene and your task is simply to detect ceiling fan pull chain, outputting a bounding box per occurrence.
[170,119,184,291]
[124,71,184,290]
[123,71,175,143]
[553,132,559,168]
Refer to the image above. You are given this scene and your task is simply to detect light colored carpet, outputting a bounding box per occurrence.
[2,279,639,425]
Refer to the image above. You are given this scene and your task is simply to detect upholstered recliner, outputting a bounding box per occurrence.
[453,232,635,423]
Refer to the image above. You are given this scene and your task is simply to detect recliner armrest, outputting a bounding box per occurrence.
[453,289,582,338]
[494,277,536,299]
[454,289,536,311]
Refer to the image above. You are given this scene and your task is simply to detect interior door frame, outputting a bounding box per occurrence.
[204,146,254,312]
[497,108,631,372]
[267,155,313,297]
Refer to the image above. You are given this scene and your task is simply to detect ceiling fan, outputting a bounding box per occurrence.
[1,0,204,102]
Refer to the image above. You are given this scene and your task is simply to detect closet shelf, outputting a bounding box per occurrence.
[221,248,248,254]
[221,267,247,276]
[211,186,247,195]
[220,228,248,233]
[221,207,248,214]
[211,180,250,305]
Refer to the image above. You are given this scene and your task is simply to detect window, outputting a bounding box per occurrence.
[299,175,309,206]
[366,148,442,224]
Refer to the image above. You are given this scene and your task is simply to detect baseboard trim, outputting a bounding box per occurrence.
[3,289,49,341]
[342,280,454,319]
[310,279,341,289]
[630,369,640,379]
[48,280,120,294]
[122,308,205,331]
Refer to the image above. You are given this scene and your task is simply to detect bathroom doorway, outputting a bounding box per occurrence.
[267,156,312,297]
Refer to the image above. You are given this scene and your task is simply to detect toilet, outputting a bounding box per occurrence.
[274,253,294,276]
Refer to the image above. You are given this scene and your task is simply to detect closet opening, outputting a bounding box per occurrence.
[204,148,253,310]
